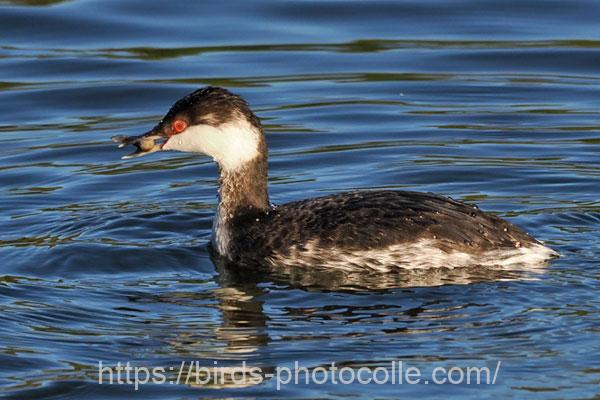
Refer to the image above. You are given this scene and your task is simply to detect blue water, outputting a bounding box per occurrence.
[1,0,599,398]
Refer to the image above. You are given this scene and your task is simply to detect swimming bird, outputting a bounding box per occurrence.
[113,86,557,271]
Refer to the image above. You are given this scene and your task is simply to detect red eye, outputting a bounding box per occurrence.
[172,120,187,134]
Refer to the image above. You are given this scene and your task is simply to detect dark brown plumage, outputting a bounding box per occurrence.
[159,86,263,131]
[225,190,541,265]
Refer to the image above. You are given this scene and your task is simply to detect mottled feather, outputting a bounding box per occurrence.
[225,190,541,265]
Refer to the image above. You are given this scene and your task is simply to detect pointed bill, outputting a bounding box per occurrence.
[112,130,167,160]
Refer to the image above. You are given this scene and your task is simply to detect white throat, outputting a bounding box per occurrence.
[162,120,260,171]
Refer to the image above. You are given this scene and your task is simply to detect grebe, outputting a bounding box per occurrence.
[113,86,557,271]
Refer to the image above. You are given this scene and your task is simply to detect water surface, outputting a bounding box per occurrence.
[0,0,599,398]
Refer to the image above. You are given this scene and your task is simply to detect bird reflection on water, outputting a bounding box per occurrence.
[145,249,551,389]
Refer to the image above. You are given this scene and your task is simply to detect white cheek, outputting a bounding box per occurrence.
[162,122,260,171]
[163,125,219,153]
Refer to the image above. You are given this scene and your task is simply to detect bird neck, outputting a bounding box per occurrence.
[216,152,270,221]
